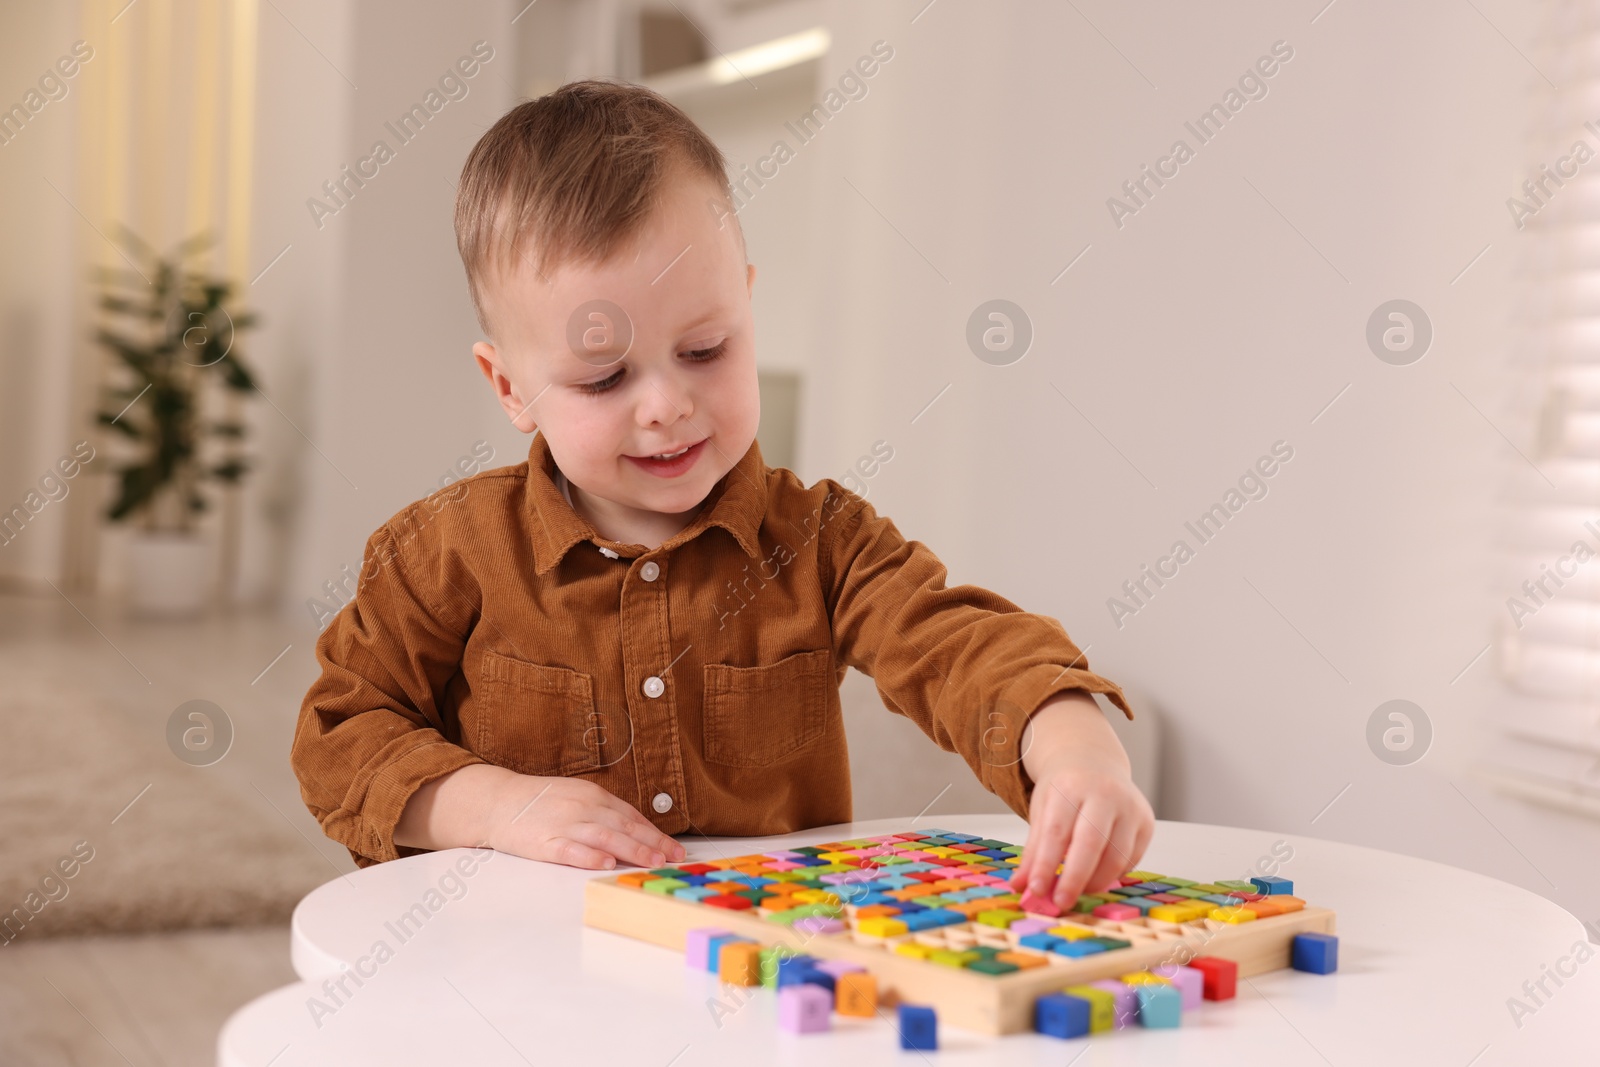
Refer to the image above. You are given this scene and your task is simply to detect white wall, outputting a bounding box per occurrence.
[789,0,1599,921]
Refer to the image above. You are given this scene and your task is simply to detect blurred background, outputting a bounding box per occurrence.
[3,0,1600,1062]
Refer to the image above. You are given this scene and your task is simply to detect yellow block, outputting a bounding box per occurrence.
[1149,904,1211,923]
[1062,985,1117,1032]
[836,973,878,1017]
[1046,924,1097,941]
[930,949,980,968]
[792,889,841,906]
[893,942,932,960]
[1210,905,1256,924]
[857,917,909,938]
[718,942,763,986]
[1118,970,1170,986]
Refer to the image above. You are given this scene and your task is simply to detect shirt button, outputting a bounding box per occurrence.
[642,675,665,698]
[640,561,660,582]
[652,792,673,814]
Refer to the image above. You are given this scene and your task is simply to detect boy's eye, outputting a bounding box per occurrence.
[575,342,727,395]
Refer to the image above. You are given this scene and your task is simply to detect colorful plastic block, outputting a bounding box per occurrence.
[778,983,832,1033]
[1151,964,1204,1009]
[836,972,878,1017]
[1187,956,1238,1000]
[719,941,763,985]
[1035,992,1091,1038]
[1136,983,1182,1028]
[898,1004,938,1050]
[1089,979,1139,1028]
[1292,932,1339,974]
[684,927,733,970]
[1062,985,1116,1032]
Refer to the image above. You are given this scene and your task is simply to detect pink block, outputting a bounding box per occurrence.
[684,927,734,970]
[1152,964,1204,1010]
[764,860,804,871]
[778,984,833,1033]
[813,959,867,978]
[764,850,805,860]
[1092,902,1140,921]
[793,917,846,936]
[1018,890,1062,917]
[966,874,1009,887]
[1009,918,1053,936]
[1090,979,1139,1029]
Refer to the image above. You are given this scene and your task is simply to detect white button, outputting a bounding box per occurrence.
[642,675,665,698]
[640,561,660,582]
[652,792,673,814]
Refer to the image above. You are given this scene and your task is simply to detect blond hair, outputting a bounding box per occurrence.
[453,78,743,336]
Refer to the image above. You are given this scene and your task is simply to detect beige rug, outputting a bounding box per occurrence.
[0,645,331,941]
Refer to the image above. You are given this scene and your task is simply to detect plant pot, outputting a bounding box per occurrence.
[125,530,214,618]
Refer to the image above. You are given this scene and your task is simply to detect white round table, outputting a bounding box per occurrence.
[218,815,1598,1064]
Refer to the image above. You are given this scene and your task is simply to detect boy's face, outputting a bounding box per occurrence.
[473,165,759,525]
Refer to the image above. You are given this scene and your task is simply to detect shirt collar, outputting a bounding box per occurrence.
[525,432,767,575]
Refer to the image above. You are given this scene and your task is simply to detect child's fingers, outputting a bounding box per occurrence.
[1053,806,1116,909]
[587,788,687,861]
[1021,812,1075,900]
[1082,822,1138,904]
[581,814,682,868]
[541,835,625,870]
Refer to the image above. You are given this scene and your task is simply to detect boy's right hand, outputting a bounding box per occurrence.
[482,769,688,871]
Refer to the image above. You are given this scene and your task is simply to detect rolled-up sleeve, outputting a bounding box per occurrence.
[820,489,1133,820]
[291,521,487,867]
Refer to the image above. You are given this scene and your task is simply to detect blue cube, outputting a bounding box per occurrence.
[1291,932,1339,974]
[898,1004,938,1050]
[1251,875,1294,895]
[1035,992,1091,1038]
[1018,932,1062,952]
[1051,940,1106,958]
[1136,984,1182,1028]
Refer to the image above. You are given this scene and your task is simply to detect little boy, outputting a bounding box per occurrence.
[291,79,1153,912]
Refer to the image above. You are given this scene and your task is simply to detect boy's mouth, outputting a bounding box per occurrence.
[625,438,707,478]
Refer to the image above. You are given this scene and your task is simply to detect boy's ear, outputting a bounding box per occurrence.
[473,341,539,433]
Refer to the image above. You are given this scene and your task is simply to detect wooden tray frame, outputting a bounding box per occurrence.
[584,876,1336,1035]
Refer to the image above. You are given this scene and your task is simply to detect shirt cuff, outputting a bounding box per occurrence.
[320,735,487,866]
[981,664,1134,820]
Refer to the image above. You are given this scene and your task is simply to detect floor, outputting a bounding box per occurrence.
[0,587,345,1067]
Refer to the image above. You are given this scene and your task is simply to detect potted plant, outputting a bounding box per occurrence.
[93,228,259,617]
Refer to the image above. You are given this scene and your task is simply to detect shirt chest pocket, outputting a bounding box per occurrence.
[702,648,833,768]
[474,650,607,777]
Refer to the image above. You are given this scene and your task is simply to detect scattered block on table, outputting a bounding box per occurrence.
[718,941,763,985]
[1151,963,1204,1009]
[685,927,734,970]
[1118,970,1168,986]
[1034,992,1091,1039]
[1136,983,1182,1028]
[1089,979,1139,1028]
[1292,932,1339,974]
[898,1004,938,1050]
[704,934,747,973]
[1251,875,1294,895]
[778,984,832,1033]
[774,954,820,987]
[836,972,878,1017]
[1062,985,1116,1032]
[1187,956,1238,1000]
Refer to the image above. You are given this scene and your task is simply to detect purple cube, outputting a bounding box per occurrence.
[684,927,734,971]
[792,917,846,936]
[778,983,833,1033]
[1089,979,1139,1028]
[1152,964,1204,1010]
[813,959,866,979]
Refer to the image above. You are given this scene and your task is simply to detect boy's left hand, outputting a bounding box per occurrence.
[1005,695,1155,912]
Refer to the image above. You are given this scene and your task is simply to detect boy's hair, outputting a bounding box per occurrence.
[453,78,745,337]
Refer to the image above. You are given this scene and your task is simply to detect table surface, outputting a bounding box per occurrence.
[219,815,1598,1065]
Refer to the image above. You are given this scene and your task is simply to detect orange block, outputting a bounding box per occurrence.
[718,942,763,986]
[855,904,903,919]
[617,872,657,888]
[995,951,1050,970]
[836,973,878,1017]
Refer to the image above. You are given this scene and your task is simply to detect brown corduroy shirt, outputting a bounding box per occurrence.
[292,433,1132,868]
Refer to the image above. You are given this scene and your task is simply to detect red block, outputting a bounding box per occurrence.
[704,894,754,911]
[1188,956,1238,1001]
